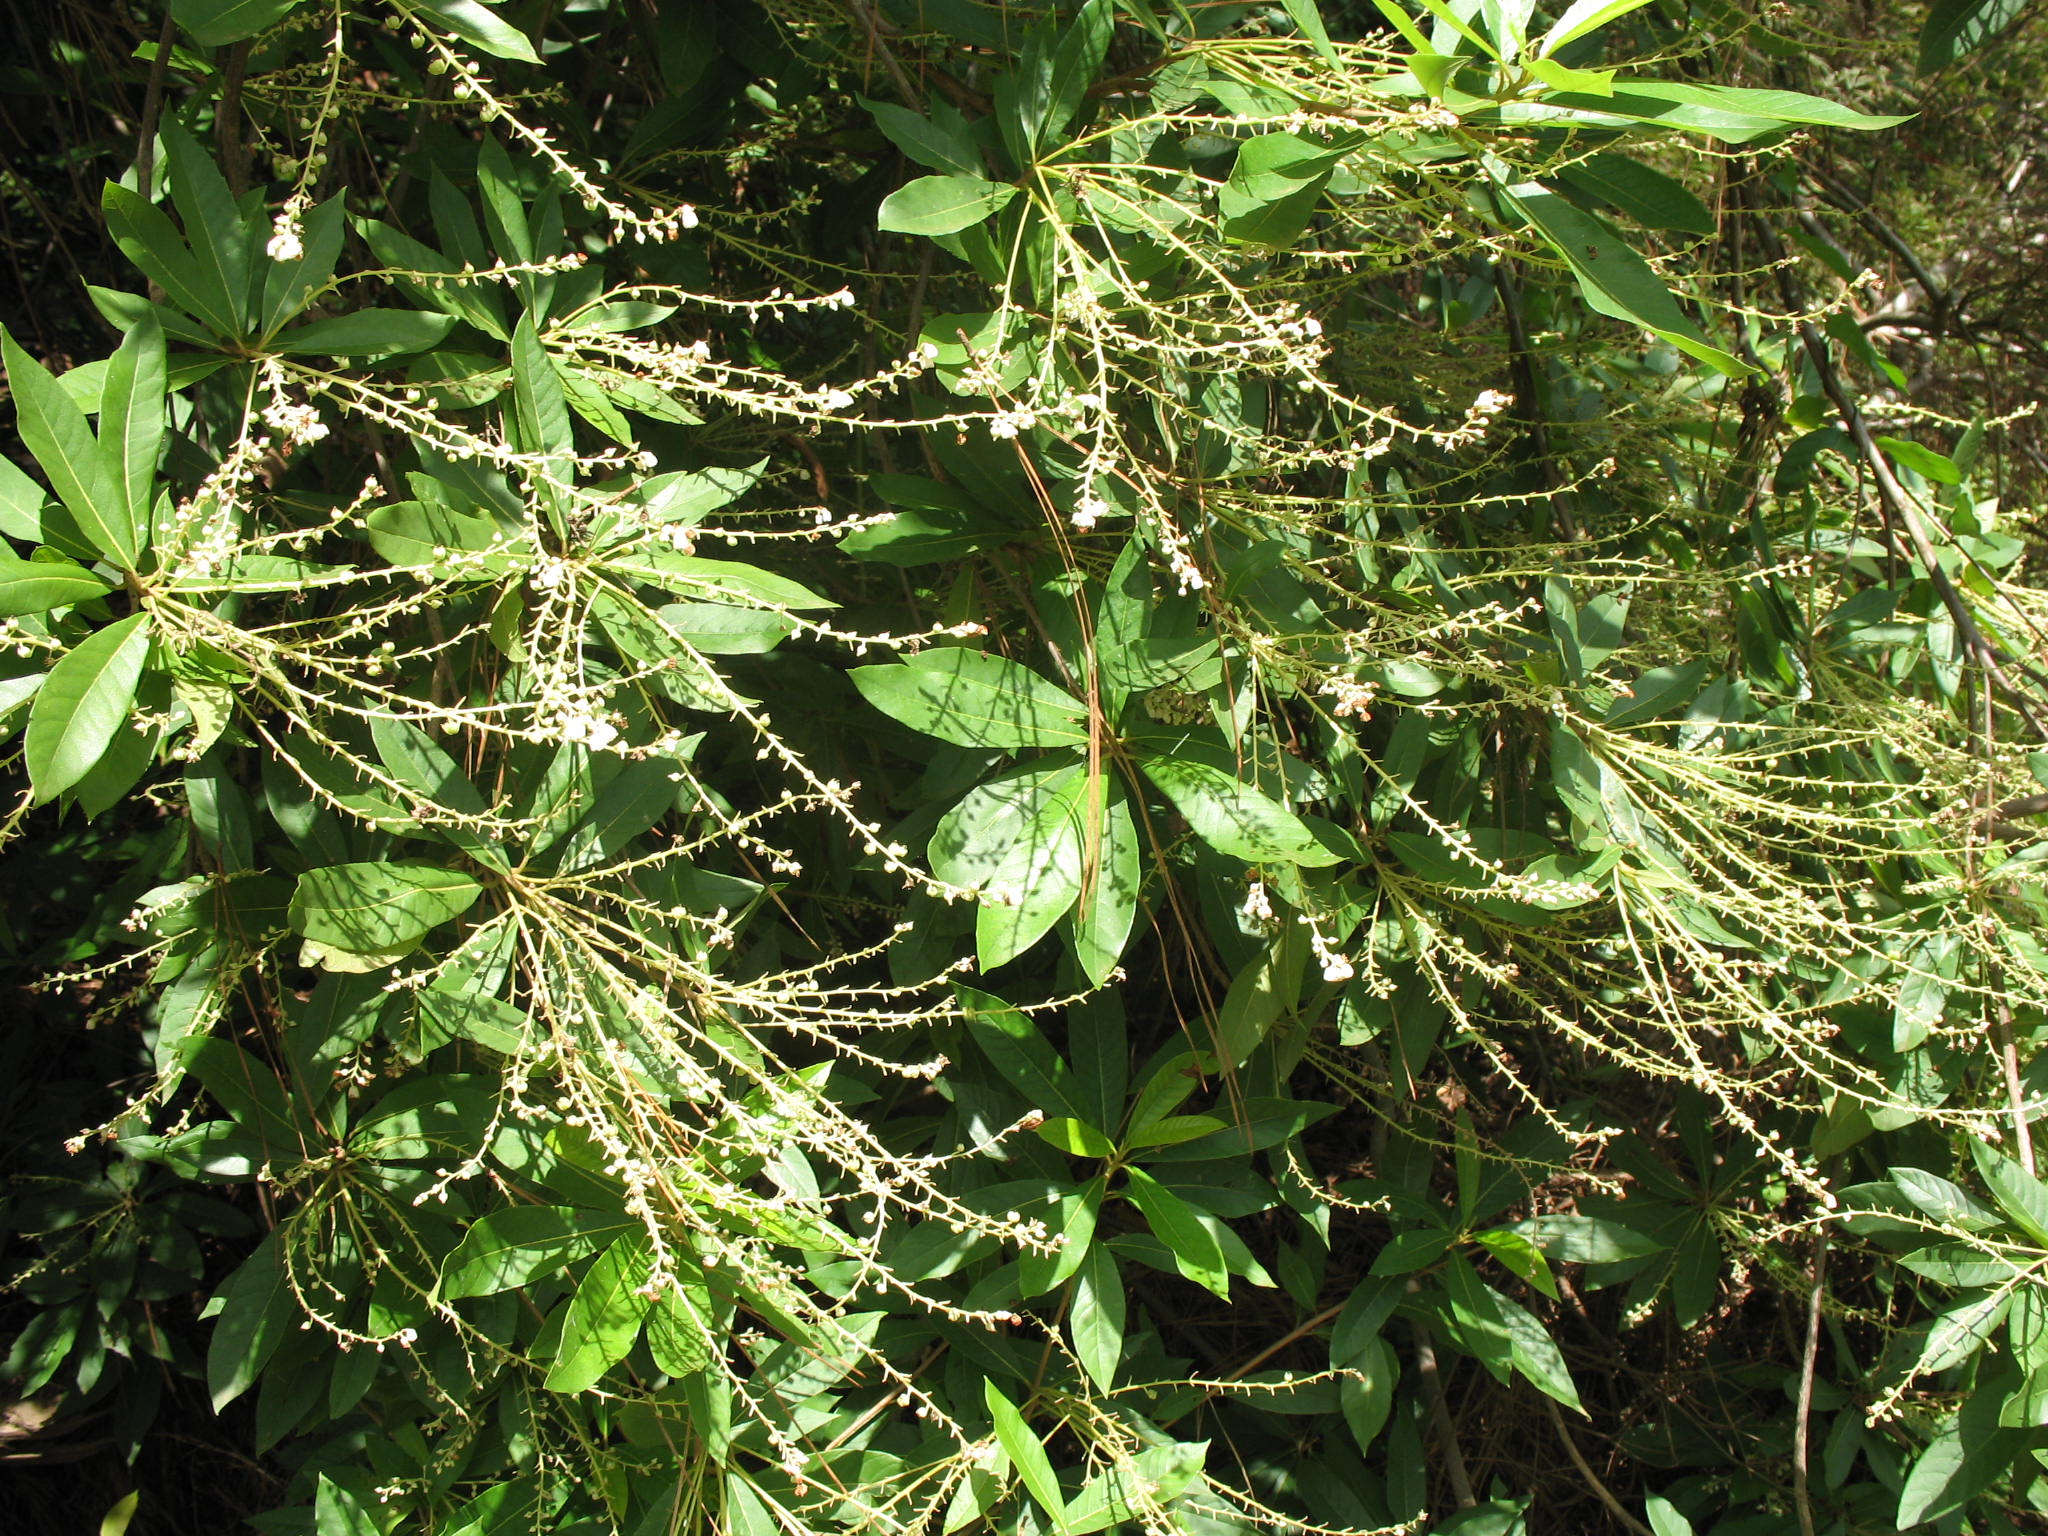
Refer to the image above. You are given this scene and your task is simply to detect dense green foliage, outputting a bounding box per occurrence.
[6,1,2048,1533]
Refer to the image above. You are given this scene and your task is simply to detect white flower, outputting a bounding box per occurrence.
[1321,955,1356,984]
[266,209,304,263]
[1242,881,1275,923]
[677,203,699,229]
[823,388,855,410]
[561,712,619,750]
[987,408,1038,440]
[1072,490,1109,530]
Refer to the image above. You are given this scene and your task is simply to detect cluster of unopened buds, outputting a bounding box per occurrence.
[987,407,1038,440]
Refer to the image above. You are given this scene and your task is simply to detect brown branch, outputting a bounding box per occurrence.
[1544,1397,1654,1536]
[1792,1225,1829,1536]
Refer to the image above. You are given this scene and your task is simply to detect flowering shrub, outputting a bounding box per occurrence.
[5,1,2048,1533]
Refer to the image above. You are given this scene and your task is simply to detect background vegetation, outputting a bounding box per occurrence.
[4,2,2048,1534]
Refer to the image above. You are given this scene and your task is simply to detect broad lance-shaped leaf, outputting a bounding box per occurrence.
[930,764,1093,970]
[877,175,1019,236]
[440,1207,636,1299]
[544,1232,655,1393]
[2,329,139,568]
[854,648,1087,748]
[205,1230,295,1410]
[171,0,303,47]
[1138,753,1341,866]
[1070,781,1141,986]
[413,0,542,63]
[0,552,115,616]
[272,309,458,357]
[289,861,484,956]
[97,311,165,556]
[24,613,151,802]
[1071,1242,1125,1391]
[984,1382,1071,1534]
[861,97,982,179]
[1124,1167,1230,1298]
[1501,182,1749,376]
[1920,0,2028,73]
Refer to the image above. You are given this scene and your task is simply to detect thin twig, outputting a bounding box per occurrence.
[1792,1224,1830,1536]
[1411,1318,1475,1510]
[134,9,178,194]
[1544,1397,1654,1536]
[219,40,254,198]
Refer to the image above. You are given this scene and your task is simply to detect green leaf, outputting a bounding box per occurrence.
[603,551,835,611]
[984,1381,1070,1533]
[1139,753,1341,866]
[1891,1168,2001,1231]
[98,312,166,550]
[1896,1394,2017,1526]
[1139,1096,1339,1163]
[314,1475,377,1536]
[1281,0,1340,62]
[1644,1497,1695,1536]
[1921,0,2028,71]
[0,551,115,615]
[1126,1114,1229,1150]
[853,648,1087,748]
[654,604,794,655]
[100,1491,141,1536]
[932,765,1090,968]
[1070,778,1142,986]
[1339,1336,1398,1452]
[1536,0,1653,53]
[1037,1118,1116,1158]
[1071,1242,1124,1390]
[1541,79,1912,140]
[1217,132,1359,248]
[544,1232,656,1393]
[645,1277,716,1377]
[171,0,300,45]
[3,330,137,567]
[206,1231,296,1410]
[878,175,1020,236]
[1970,1140,2048,1246]
[1524,56,1614,93]
[1509,1214,1664,1262]
[162,122,252,341]
[289,861,484,958]
[23,613,151,802]
[414,0,542,63]
[1124,1167,1230,1298]
[1042,0,1114,147]
[441,1207,634,1299]
[1501,182,1749,375]
[370,715,509,871]
[271,309,458,358]
[862,97,984,179]
[1555,153,1715,234]
[1473,1229,1558,1299]
[1371,1227,1456,1276]
[956,984,1085,1122]
[1875,435,1962,485]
